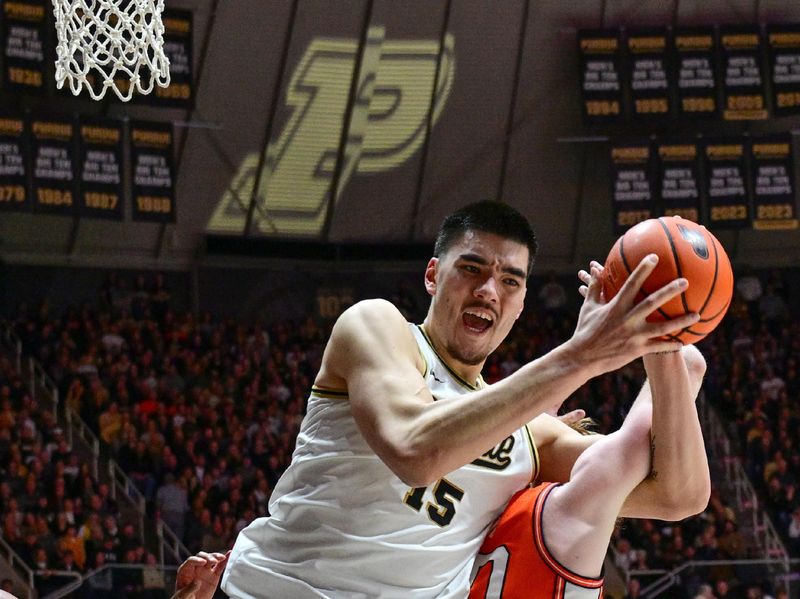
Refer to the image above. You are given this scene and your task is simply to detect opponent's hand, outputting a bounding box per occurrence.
[569,256,699,377]
[173,551,230,599]
[557,409,586,426]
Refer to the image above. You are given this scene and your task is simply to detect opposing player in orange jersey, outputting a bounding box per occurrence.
[470,268,709,599]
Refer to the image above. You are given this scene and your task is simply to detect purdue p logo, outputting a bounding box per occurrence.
[209,26,456,235]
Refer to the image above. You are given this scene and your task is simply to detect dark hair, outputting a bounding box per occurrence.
[434,201,538,275]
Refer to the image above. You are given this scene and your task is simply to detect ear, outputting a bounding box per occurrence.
[424,258,439,297]
[515,287,527,320]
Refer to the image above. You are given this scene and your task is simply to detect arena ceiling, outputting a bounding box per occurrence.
[1,0,800,272]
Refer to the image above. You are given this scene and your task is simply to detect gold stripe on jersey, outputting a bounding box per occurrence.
[310,386,349,400]
[524,422,540,484]
[417,324,481,391]
[416,337,430,379]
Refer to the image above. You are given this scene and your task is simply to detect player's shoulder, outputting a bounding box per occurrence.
[334,299,409,337]
[330,299,418,351]
[325,299,424,377]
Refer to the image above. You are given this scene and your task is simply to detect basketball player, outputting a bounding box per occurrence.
[470,345,707,598]
[223,201,707,598]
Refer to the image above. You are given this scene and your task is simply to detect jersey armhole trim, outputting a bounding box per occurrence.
[532,483,605,589]
[524,423,540,484]
[310,386,349,400]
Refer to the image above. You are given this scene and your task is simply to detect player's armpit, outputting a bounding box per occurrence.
[529,414,601,484]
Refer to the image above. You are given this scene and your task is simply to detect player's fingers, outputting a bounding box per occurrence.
[578,269,591,285]
[558,409,586,425]
[645,313,700,338]
[196,552,217,564]
[616,255,658,306]
[629,278,688,321]
[578,285,588,298]
[586,265,603,302]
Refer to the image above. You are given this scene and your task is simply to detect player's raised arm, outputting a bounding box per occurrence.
[620,345,710,519]
[323,262,695,488]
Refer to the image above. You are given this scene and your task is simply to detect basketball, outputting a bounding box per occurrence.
[602,216,734,343]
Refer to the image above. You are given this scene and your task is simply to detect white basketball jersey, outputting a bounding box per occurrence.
[223,324,539,599]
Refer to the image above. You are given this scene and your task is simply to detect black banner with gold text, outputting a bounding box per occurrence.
[130,121,175,223]
[626,28,672,120]
[673,27,718,118]
[578,29,623,123]
[768,24,800,117]
[720,25,768,121]
[610,140,655,234]
[1,0,47,93]
[750,134,798,230]
[30,114,78,215]
[657,140,701,221]
[702,138,750,229]
[153,8,193,107]
[78,116,124,220]
[0,112,29,212]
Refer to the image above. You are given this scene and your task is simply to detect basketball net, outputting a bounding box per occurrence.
[52,0,171,102]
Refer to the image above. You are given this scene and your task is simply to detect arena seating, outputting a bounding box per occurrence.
[3,268,797,598]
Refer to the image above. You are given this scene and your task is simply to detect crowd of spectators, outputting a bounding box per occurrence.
[11,273,326,567]
[2,267,798,599]
[0,338,154,596]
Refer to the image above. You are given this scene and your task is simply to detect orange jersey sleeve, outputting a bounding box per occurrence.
[469,483,604,599]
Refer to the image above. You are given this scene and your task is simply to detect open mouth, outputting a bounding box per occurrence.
[462,309,494,333]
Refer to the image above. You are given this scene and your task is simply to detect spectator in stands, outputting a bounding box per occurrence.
[789,506,800,554]
[156,473,189,542]
[85,551,114,599]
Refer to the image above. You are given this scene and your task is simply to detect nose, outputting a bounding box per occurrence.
[474,276,499,303]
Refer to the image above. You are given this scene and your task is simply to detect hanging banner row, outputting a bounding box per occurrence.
[0,113,175,223]
[580,24,800,124]
[1,0,193,107]
[610,133,798,234]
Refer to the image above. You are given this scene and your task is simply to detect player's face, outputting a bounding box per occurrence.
[425,230,528,371]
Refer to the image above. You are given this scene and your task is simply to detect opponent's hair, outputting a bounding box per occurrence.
[434,201,538,275]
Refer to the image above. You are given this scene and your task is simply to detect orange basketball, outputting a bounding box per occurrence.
[602,216,734,344]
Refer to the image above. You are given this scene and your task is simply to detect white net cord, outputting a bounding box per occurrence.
[52,0,171,101]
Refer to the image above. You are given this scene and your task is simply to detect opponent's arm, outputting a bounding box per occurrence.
[541,395,653,578]
[620,345,710,518]
[325,256,694,487]
[533,345,709,521]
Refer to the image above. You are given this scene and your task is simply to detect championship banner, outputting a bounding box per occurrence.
[702,138,749,229]
[130,121,175,223]
[30,114,78,215]
[0,112,29,212]
[673,27,718,118]
[768,24,800,117]
[657,140,700,222]
[1,0,47,93]
[626,28,671,119]
[151,9,193,107]
[720,25,768,120]
[750,134,798,230]
[578,29,623,123]
[78,116,124,220]
[610,140,656,234]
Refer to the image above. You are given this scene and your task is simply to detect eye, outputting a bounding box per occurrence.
[504,278,520,287]
[461,264,480,274]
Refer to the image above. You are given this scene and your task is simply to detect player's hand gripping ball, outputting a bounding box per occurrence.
[602,216,734,343]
